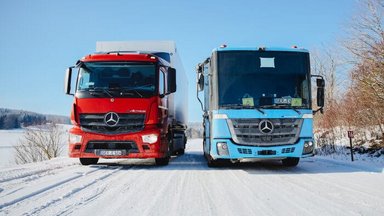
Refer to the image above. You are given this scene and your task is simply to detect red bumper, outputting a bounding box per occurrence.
[68,127,167,159]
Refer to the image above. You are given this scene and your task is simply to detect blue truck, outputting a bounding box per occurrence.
[196,45,325,167]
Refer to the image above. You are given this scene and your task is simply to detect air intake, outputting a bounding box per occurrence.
[238,148,252,154]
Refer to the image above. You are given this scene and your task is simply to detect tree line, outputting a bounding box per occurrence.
[0,108,46,129]
[313,0,384,151]
[0,108,70,129]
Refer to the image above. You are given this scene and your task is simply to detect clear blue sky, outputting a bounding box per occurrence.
[0,0,356,122]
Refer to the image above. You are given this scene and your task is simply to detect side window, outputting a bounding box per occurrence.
[77,68,91,91]
[159,70,165,95]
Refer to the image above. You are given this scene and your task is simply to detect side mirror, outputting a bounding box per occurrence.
[316,78,325,88]
[311,75,325,114]
[317,86,324,107]
[65,68,73,95]
[168,67,176,93]
[316,78,325,107]
[197,73,204,91]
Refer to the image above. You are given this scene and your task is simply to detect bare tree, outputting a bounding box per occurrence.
[311,48,346,128]
[14,124,64,164]
[311,48,347,151]
[343,0,384,136]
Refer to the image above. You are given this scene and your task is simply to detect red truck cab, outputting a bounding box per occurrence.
[65,50,184,166]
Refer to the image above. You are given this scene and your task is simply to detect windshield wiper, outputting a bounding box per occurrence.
[122,89,143,98]
[110,87,144,98]
[88,87,113,98]
[221,104,265,115]
[221,104,244,109]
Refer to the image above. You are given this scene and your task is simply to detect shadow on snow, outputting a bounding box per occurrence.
[89,150,383,174]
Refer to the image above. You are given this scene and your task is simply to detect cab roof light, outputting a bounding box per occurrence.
[220,44,227,48]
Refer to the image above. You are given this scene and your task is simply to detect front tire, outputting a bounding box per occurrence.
[155,157,169,166]
[282,157,300,167]
[207,157,231,167]
[177,149,185,155]
[80,158,99,165]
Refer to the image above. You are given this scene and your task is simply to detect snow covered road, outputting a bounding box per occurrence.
[0,139,383,216]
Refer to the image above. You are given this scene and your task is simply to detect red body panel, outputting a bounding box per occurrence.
[76,97,153,116]
[81,53,158,62]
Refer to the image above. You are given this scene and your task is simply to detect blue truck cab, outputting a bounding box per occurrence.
[196,46,325,167]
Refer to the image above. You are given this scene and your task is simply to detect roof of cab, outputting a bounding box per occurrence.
[214,46,309,53]
[80,53,159,63]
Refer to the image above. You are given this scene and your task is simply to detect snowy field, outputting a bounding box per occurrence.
[0,129,25,167]
[0,138,383,215]
[0,125,70,168]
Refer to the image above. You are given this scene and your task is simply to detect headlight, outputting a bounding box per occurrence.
[142,134,158,144]
[217,142,229,156]
[69,133,82,143]
[303,141,314,154]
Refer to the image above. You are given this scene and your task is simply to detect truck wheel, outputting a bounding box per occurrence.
[79,158,99,165]
[168,131,174,156]
[155,157,169,166]
[177,149,185,155]
[282,157,300,167]
[203,132,207,159]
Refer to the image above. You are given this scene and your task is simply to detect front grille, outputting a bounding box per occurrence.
[80,113,145,134]
[85,141,139,153]
[227,118,303,146]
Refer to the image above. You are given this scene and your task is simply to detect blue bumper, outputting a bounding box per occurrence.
[210,138,314,160]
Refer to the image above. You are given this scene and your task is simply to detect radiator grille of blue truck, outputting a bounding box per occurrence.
[227,118,303,146]
[80,113,145,135]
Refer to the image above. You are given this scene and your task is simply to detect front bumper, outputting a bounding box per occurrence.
[210,138,314,160]
[68,126,167,159]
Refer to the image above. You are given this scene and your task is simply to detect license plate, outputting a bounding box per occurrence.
[95,150,126,156]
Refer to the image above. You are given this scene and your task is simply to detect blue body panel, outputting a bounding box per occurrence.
[207,109,314,160]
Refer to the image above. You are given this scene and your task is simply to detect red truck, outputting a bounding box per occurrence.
[64,41,188,165]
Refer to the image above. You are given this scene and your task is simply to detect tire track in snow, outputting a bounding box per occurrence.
[0,160,79,183]
[0,166,102,210]
[68,165,156,216]
[26,165,129,216]
[0,164,83,198]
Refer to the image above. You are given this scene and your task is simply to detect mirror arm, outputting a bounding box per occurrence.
[312,107,324,115]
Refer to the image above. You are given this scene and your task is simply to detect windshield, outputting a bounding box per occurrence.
[217,51,311,109]
[76,62,156,98]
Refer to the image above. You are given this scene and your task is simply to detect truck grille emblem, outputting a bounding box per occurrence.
[259,120,274,134]
[104,112,119,127]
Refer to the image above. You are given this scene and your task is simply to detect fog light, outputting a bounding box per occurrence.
[217,142,229,156]
[69,133,82,143]
[303,141,314,154]
[142,134,158,144]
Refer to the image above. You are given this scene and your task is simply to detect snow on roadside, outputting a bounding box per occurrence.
[0,157,79,183]
[0,124,70,168]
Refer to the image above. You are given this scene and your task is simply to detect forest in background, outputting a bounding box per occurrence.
[313,0,384,152]
[0,108,69,129]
